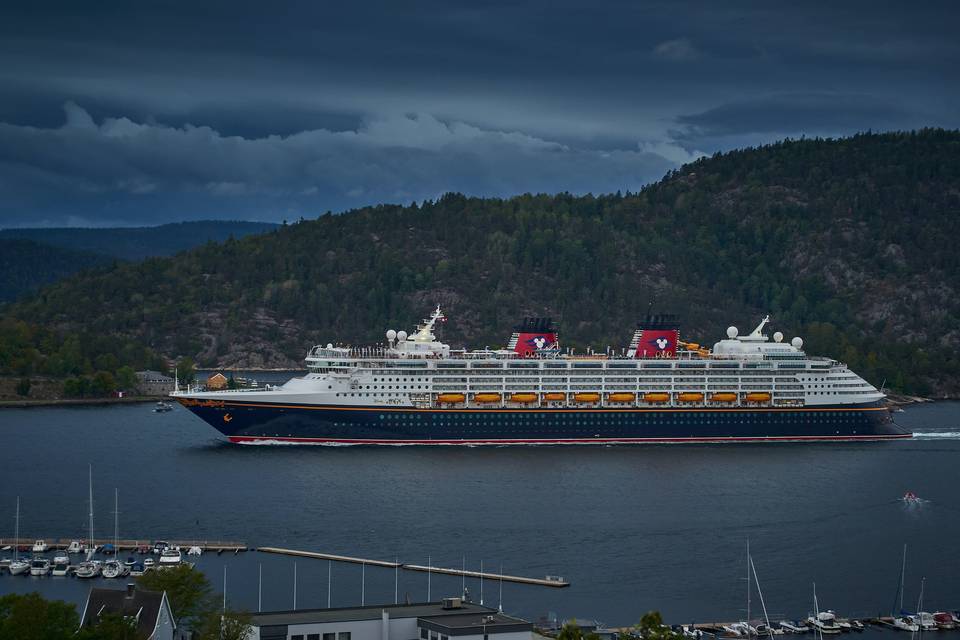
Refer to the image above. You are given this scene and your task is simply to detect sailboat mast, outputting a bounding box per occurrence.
[900,544,907,612]
[14,497,20,562]
[750,555,773,639]
[746,539,751,628]
[87,464,95,559]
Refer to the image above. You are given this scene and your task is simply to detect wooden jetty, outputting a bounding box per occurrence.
[257,547,569,588]
[0,537,247,552]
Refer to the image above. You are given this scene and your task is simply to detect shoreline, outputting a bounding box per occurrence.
[0,396,162,409]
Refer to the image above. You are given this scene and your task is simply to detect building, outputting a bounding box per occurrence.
[249,599,533,640]
[207,372,229,390]
[136,370,175,396]
[79,583,176,640]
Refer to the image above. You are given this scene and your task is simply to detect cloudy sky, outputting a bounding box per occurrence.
[1,0,958,227]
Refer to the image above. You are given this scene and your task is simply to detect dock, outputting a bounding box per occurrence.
[0,537,247,553]
[257,547,569,588]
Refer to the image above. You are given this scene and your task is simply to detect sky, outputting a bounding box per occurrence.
[1,0,958,228]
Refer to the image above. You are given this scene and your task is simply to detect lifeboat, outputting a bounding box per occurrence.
[473,393,502,403]
[745,392,771,402]
[436,394,465,404]
[542,392,566,402]
[573,392,600,403]
[677,392,704,403]
[710,393,737,403]
[607,393,636,403]
[643,393,669,403]
[509,393,537,404]
[685,342,700,350]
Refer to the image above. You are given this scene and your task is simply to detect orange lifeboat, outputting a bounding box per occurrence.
[745,392,771,402]
[607,393,636,403]
[573,392,600,403]
[677,392,704,403]
[437,394,465,404]
[710,393,737,403]
[473,393,502,404]
[542,392,566,402]
[643,393,670,403]
[509,393,537,404]
[685,342,700,351]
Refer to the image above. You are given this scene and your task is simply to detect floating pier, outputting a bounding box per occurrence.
[257,547,570,588]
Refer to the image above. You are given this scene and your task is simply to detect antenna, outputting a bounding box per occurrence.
[258,563,262,612]
[328,560,332,608]
[293,561,298,610]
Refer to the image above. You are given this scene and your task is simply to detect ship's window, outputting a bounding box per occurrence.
[339,633,352,640]
[326,634,338,640]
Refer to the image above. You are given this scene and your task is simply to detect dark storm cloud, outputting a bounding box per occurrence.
[0,0,957,226]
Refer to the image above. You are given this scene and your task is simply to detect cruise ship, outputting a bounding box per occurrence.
[173,307,909,444]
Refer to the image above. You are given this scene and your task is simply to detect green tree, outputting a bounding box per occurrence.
[15,378,31,397]
[115,365,138,392]
[136,563,213,628]
[620,611,681,640]
[0,592,80,640]
[193,609,253,640]
[77,611,139,639]
[176,356,196,387]
[557,620,601,640]
[91,371,117,396]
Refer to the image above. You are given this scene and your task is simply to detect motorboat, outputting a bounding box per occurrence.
[29,557,51,576]
[153,540,170,555]
[721,624,746,637]
[679,625,704,639]
[778,621,807,634]
[75,560,101,579]
[154,401,173,412]
[82,542,98,556]
[124,556,137,567]
[892,616,919,632]
[53,552,69,565]
[159,548,182,565]
[31,539,48,553]
[101,559,123,578]
[137,544,151,554]
[754,623,783,636]
[101,543,116,556]
[129,562,146,576]
[902,491,922,504]
[915,612,937,632]
[66,540,83,554]
[847,620,864,632]
[933,613,956,630]
[806,612,841,635]
[143,557,156,568]
[51,561,70,577]
[187,545,203,556]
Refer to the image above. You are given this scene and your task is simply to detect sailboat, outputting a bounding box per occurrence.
[76,465,101,579]
[807,584,842,635]
[8,497,29,576]
[101,489,129,579]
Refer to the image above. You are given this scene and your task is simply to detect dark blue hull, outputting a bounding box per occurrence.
[177,399,909,444]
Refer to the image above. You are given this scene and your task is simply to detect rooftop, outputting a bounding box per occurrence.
[249,601,502,627]
[81,583,166,635]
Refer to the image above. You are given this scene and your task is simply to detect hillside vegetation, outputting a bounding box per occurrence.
[0,239,110,302]
[2,130,959,396]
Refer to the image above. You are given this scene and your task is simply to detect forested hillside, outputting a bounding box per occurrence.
[2,130,959,396]
[0,239,110,302]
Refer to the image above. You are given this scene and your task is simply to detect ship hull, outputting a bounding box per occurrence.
[177,399,909,444]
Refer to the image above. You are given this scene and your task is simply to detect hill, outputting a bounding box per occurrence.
[0,238,111,302]
[0,220,278,262]
[2,130,959,396]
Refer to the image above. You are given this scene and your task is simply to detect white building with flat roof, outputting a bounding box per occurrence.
[249,599,533,640]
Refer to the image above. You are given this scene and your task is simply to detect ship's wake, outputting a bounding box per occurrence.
[910,430,960,440]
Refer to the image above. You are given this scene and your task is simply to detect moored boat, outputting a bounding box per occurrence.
[51,560,70,577]
[29,557,51,576]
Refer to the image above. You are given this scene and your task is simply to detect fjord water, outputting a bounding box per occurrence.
[1,396,958,626]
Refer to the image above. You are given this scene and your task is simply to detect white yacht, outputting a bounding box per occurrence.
[29,557,51,576]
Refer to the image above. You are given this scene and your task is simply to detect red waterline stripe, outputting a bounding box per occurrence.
[228,434,912,445]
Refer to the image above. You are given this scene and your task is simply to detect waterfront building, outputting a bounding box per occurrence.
[136,370,175,396]
[79,583,176,639]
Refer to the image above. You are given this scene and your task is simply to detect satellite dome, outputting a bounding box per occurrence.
[326,343,333,349]
[727,326,738,339]
[791,337,803,349]
[773,331,784,343]
[397,330,408,342]
[386,329,397,341]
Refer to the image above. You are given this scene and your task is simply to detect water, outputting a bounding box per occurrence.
[1,398,958,628]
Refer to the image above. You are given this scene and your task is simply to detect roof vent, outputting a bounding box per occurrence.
[442,597,463,610]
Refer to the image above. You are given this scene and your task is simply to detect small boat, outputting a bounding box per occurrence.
[778,621,808,634]
[892,616,919,632]
[153,540,170,554]
[187,545,203,556]
[129,562,146,576]
[154,401,173,412]
[124,556,137,567]
[806,612,841,635]
[933,613,955,630]
[143,557,156,568]
[51,561,70,577]
[915,612,937,632]
[679,625,704,639]
[101,559,123,579]
[159,548,182,565]
[75,560,101,579]
[137,544,151,554]
[29,557,51,576]
[9,558,29,576]
[66,540,83,554]
[754,623,783,636]
[31,539,49,553]
[902,491,922,504]
[101,543,115,556]
[847,620,864,632]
